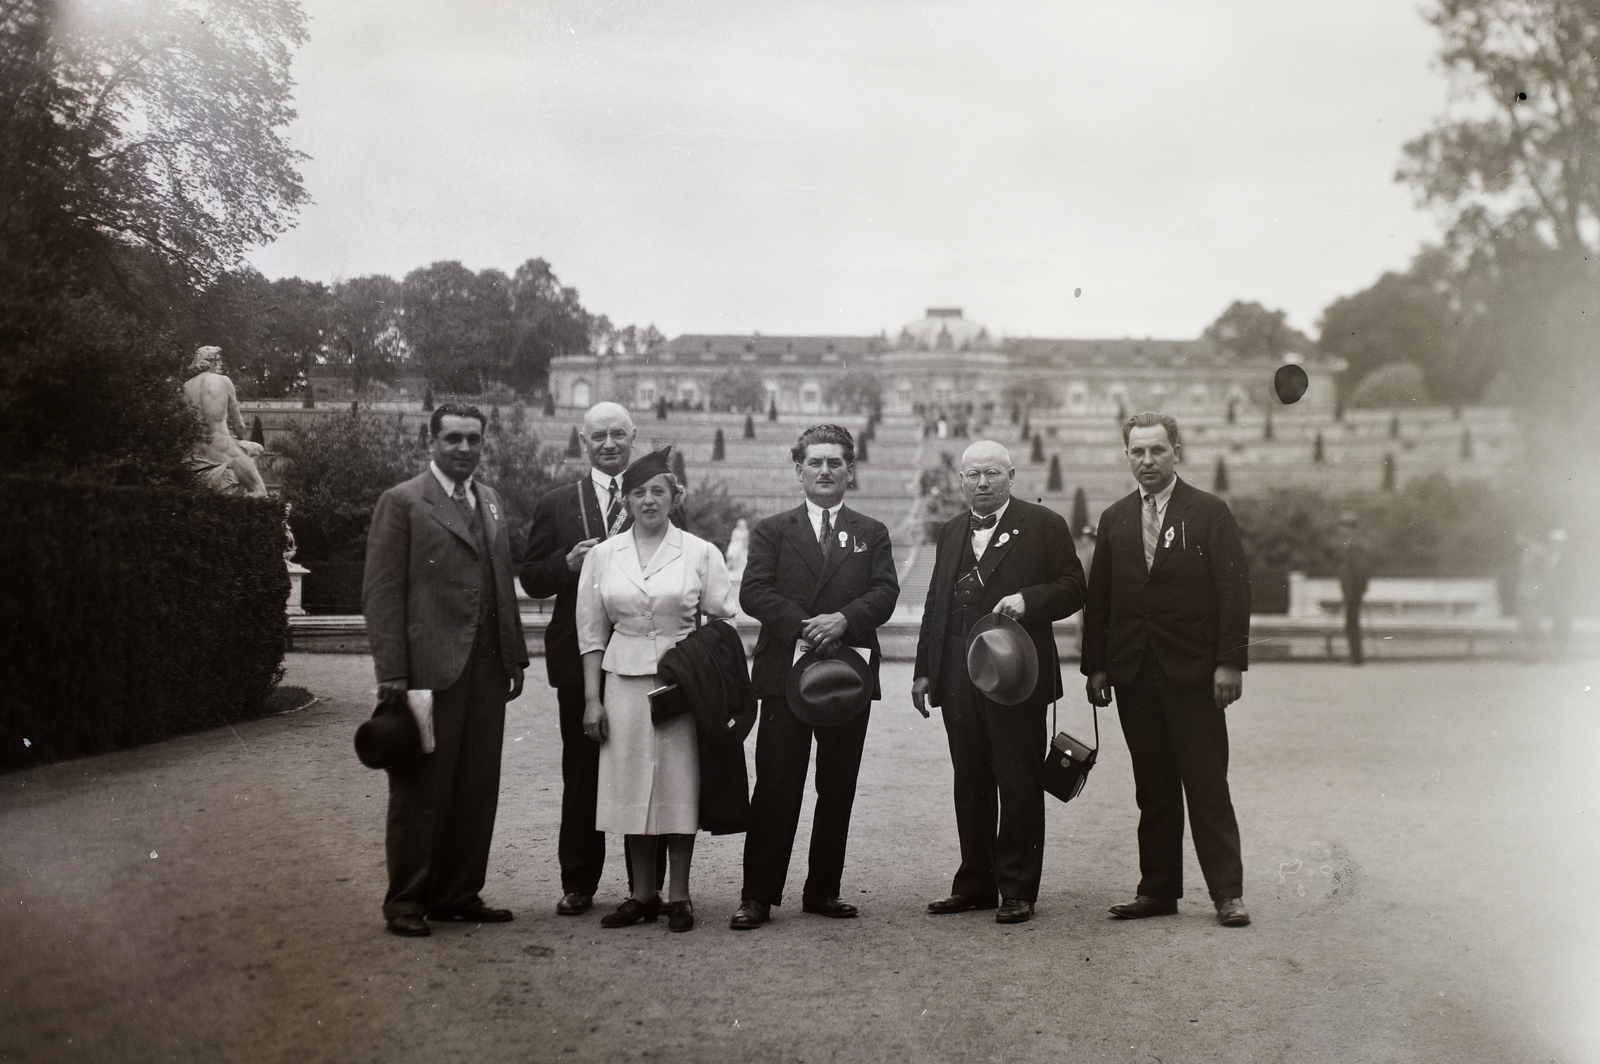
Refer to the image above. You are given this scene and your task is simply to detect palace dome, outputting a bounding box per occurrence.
[896,308,994,352]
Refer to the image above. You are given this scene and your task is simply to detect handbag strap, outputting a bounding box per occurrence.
[576,475,593,539]
[1051,697,1100,751]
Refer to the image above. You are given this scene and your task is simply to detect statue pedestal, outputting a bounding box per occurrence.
[286,562,309,616]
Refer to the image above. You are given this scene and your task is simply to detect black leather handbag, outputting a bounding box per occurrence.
[1042,701,1099,803]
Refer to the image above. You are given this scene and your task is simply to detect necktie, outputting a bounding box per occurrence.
[969,512,998,532]
[1142,494,1160,569]
[604,478,621,535]
[819,509,833,562]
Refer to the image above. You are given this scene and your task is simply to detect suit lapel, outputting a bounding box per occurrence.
[422,472,478,555]
[781,505,824,578]
[1147,479,1191,578]
[641,524,684,581]
[973,502,1024,586]
[614,534,648,593]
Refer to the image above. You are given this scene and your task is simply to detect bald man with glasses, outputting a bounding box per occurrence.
[913,440,1086,925]
[520,402,677,915]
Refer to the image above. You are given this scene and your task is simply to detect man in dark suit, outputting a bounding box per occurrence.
[363,404,529,937]
[730,425,899,930]
[519,402,674,915]
[1083,411,1252,928]
[1336,511,1371,665]
[912,440,1086,925]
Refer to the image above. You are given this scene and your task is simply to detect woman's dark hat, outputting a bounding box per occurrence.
[965,613,1039,706]
[786,648,873,728]
[354,698,421,770]
[620,447,674,495]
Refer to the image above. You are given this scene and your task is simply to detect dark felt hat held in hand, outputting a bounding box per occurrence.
[786,648,873,728]
[354,698,421,770]
[965,613,1039,706]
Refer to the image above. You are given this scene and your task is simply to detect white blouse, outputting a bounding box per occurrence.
[575,525,738,677]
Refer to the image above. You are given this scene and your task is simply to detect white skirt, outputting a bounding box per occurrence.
[595,673,700,835]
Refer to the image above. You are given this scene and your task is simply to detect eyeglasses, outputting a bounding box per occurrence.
[960,469,1008,483]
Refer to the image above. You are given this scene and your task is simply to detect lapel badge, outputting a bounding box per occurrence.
[489,502,499,521]
[837,530,849,550]
[996,532,1011,547]
[1163,526,1175,549]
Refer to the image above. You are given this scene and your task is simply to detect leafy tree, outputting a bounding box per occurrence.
[743,414,755,439]
[1349,362,1428,407]
[401,261,513,395]
[711,428,726,460]
[322,274,405,393]
[823,371,882,415]
[0,0,307,485]
[682,482,752,552]
[709,368,767,412]
[1003,378,1059,411]
[277,410,421,563]
[1399,1,1600,261]
[1203,301,1312,361]
[1029,433,1044,463]
[1046,454,1062,491]
[565,426,582,457]
[43,0,310,287]
[507,258,591,392]
[767,396,778,421]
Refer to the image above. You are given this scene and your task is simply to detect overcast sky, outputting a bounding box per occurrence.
[244,0,1453,341]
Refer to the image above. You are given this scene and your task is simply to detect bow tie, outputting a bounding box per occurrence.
[968,512,998,532]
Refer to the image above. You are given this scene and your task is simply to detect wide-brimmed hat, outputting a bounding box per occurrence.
[786,648,873,728]
[965,613,1039,706]
[354,698,421,770]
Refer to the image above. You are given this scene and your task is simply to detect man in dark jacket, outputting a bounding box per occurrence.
[519,401,673,916]
[1083,412,1252,927]
[1336,511,1371,665]
[912,440,1086,926]
[730,425,899,930]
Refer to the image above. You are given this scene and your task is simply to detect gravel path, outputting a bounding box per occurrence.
[3,655,1597,1063]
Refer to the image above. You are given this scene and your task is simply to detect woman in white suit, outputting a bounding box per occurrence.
[576,449,738,932]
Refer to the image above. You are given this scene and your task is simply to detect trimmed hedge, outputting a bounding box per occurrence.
[0,476,290,769]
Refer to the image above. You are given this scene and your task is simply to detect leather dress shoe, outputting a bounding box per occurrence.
[429,901,514,923]
[386,914,430,937]
[600,895,661,928]
[1215,898,1251,927]
[927,894,998,915]
[667,899,695,932]
[1108,896,1179,920]
[555,892,593,916]
[801,897,858,919]
[729,900,770,930]
[995,898,1034,924]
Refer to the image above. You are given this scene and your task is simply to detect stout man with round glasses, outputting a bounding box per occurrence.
[913,440,1085,925]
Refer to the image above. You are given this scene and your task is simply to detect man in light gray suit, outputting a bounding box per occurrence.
[362,404,528,937]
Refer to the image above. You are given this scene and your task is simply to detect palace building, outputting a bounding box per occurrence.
[545,307,1343,418]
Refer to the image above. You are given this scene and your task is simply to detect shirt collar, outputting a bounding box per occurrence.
[590,466,621,495]
[971,498,1011,527]
[430,461,471,498]
[1143,475,1178,510]
[805,498,843,521]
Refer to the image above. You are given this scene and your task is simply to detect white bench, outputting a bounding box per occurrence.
[1287,573,1502,621]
